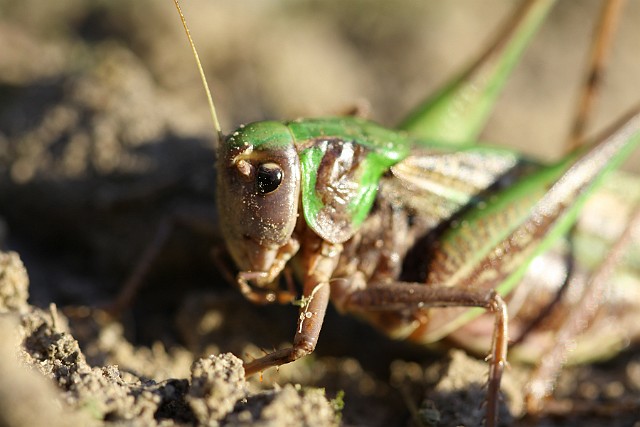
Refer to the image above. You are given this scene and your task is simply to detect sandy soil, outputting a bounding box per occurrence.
[1,1,639,426]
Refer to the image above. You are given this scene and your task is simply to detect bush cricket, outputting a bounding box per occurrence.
[120,1,640,425]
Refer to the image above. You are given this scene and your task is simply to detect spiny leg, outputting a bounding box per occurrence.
[525,202,640,412]
[523,0,632,412]
[566,0,627,151]
[339,282,508,427]
[243,237,341,376]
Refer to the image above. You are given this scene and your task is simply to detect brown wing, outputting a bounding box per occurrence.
[383,147,521,231]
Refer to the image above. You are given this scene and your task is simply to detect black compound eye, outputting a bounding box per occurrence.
[256,162,284,194]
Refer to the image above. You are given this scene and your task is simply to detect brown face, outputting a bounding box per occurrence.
[216,122,300,277]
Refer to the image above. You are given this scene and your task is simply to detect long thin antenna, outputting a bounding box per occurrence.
[173,0,224,147]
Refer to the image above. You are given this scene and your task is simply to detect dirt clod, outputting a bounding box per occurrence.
[0,252,29,312]
[0,251,339,426]
[226,384,338,427]
[188,353,247,424]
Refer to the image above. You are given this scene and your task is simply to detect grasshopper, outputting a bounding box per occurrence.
[162,0,640,425]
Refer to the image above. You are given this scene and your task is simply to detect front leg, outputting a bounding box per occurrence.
[338,281,508,427]
[244,236,341,375]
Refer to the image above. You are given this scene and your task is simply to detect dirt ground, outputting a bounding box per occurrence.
[1,1,640,426]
